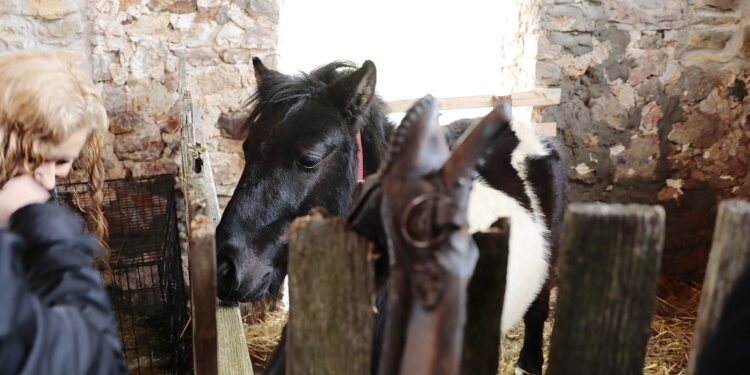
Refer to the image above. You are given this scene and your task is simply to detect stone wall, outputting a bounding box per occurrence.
[0,0,280,208]
[0,0,90,67]
[497,0,545,125]
[535,0,750,277]
[88,0,280,207]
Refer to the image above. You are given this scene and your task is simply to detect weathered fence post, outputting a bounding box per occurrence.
[687,200,750,375]
[287,208,375,375]
[178,61,253,375]
[548,203,665,375]
[461,219,510,375]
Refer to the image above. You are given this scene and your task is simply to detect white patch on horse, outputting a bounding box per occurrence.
[510,119,550,176]
[467,181,549,333]
[280,276,289,311]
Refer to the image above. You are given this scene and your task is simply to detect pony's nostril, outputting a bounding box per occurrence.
[217,256,239,291]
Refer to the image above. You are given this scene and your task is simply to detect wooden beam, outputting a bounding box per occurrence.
[536,122,557,137]
[548,204,665,375]
[385,88,561,112]
[286,209,375,375]
[461,220,510,375]
[688,200,750,375]
[179,61,253,375]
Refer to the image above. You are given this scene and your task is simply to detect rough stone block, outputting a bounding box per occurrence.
[694,15,741,26]
[130,161,167,177]
[668,112,722,148]
[227,4,255,29]
[665,66,713,103]
[234,0,279,24]
[176,47,220,66]
[604,0,688,29]
[220,48,253,64]
[611,135,660,183]
[536,61,562,85]
[537,34,564,61]
[689,30,732,50]
[110,112,143,134]
[215,22,244,46]
[242,24,277,49]
[92,51,116,81]
[636,31,666,49]
[38,13,84,45]
[542,3,605,32]
[548,31,593,56]
[640,102,663,134]
[147,0,197,14]
[103,84,127,115]
[214,5,230,25]
[741,27,750,60]
[0,1,22,14]
[194,5,220,22]
[119,0,142,12]
[24,0,79,20]
[194,65,243,95]
[0,15,37,51]
[114,122,164,161]
[628,51,667,85]
[702,0,736,10]
[591,93,628,130]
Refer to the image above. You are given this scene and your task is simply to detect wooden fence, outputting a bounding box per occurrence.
[174,71,748,374]
[283,200,750,375]
[178,61,254,375]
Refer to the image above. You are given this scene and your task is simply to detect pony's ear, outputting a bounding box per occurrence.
[253,57,272,84]
[328,60,377,122]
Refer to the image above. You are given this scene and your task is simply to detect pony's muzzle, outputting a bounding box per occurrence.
[216,245,273,303]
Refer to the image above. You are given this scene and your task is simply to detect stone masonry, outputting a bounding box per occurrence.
[0,0,90,66]
[533,0,750,277]
[0,0,280,209]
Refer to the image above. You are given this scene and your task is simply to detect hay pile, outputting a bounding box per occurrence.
[642,278,700,375]
[244,278,700,375]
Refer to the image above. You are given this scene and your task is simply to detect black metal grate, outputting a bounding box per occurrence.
[58,174,191,375]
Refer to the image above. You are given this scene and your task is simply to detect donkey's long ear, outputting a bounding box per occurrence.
[252,57,272,84]
[328,60,377,123]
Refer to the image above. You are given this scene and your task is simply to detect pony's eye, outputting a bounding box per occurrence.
[297,155,322,169]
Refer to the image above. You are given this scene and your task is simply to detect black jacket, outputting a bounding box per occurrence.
[0,203,127,375]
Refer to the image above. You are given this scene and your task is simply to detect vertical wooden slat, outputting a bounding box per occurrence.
[688,200,750,375]
[461,219,510,375]
[287,209,375,375]
[548,203,665,375]
[178,60,253,375]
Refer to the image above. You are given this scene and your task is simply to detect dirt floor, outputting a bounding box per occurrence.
[245,276,700,375]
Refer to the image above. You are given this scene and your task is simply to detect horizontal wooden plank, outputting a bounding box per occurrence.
[536,122,557,137]
[511,88,562,107]
[218,306,254,375]
[386,88,561,112]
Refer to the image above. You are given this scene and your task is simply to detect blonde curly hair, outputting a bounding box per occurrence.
[0,51,109,255]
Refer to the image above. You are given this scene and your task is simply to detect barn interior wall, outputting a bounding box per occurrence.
[0,0,91,69]
[534,0,750,278]
[1,0,281,210]
[497,0,545,125]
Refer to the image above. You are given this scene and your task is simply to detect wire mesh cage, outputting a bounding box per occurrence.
[57,174,191,375]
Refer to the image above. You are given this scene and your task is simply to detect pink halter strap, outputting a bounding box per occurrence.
[356,131,364,181]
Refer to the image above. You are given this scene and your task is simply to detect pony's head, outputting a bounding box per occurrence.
[215,58,380,303]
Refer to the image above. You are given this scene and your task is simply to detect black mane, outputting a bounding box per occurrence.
[246,61,357,125]
[245,60,394,175]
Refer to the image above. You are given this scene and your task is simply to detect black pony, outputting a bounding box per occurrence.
[215,57,567,375]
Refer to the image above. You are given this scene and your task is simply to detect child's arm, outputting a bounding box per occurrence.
[0,203,127,375]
